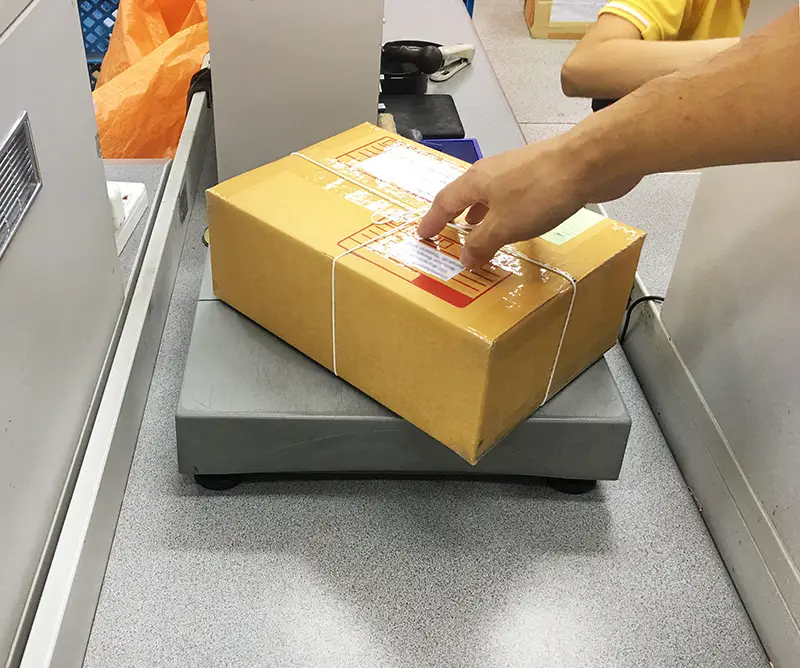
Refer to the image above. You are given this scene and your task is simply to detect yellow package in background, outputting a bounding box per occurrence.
[92,0,208,159]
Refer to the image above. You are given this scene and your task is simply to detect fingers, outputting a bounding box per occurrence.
[417,171,484,239]
[465,203,489,225]
[460,214,514,270]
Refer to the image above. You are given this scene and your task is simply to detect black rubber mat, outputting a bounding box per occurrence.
[379,94,465,139]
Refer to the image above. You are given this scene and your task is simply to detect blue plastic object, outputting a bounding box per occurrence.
[422,138,483,164]
[78,0,119,87]
[463,0,475,17]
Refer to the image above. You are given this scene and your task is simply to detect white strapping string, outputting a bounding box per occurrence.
[328,211,421,376]
[291,150,577,406]
[505,248,577,402]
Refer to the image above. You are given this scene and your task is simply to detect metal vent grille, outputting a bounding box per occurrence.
[0,113,42,260]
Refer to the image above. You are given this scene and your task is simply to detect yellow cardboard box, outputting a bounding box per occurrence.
[207,124,645,464]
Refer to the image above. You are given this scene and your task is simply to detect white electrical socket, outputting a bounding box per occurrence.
[107,181,148,255]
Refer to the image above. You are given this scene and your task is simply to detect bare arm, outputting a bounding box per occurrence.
[418,7,800,269]
[561,15,738,99]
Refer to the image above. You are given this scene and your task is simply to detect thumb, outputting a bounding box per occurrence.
[460,214,511,270]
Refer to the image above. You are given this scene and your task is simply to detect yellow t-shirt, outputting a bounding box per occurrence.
[599,0,750,40]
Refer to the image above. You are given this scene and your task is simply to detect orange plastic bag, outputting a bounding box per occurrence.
[93,0,208,159]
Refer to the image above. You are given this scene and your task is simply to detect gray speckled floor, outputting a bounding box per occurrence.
[478,0,697,295]
[84,145,766,668]
[603,173,699,297]
[473,0,588,123]
[83,1,767,666]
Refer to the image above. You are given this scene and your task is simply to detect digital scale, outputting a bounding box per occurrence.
[174,0,634,495]
[176,253,630,493]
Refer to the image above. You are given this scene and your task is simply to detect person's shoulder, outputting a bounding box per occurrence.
[598,0,690,40]
[584,12,646,42]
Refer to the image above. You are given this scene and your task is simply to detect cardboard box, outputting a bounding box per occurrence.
[524,0,597,40]
[207,123,645,464]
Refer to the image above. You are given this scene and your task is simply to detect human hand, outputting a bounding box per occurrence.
[417,134,641,269]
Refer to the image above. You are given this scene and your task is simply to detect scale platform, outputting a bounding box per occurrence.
[176,257,631,491]
[174,0,632,492]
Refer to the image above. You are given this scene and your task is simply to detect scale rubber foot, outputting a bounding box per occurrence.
[194,474,241,491]
[547,478,597,495]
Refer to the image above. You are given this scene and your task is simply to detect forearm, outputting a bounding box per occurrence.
[561,38,737,99]
[417,7,800,268]
[569,8,800,192]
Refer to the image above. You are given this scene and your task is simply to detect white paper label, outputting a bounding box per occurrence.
[387,238,464,281]
[359,145,465,201]
[540,208,606,246]
[550,0,605,23]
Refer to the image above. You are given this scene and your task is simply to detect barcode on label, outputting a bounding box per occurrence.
[386,238,464,282]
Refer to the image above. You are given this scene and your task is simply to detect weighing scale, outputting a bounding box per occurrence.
[175,0,633,493]
[176,257,630,493]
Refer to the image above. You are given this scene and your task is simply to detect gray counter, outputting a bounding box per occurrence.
[85,146,765,667]
[384,0,525,157]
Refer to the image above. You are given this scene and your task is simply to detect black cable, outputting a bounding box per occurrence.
[620,295,665,342]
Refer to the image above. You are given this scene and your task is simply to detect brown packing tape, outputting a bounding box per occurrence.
[529,0,552,38]
[546,22,592,39]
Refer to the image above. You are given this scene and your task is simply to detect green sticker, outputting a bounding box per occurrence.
[541,209,606,246]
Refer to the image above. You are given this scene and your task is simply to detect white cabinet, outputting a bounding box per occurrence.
[659,0,800,664]
[208,0,384,180]
[0,0,123,662]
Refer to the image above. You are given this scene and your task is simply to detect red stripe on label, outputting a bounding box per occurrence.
[411,275,473,308]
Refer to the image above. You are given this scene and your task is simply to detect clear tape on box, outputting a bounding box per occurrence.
[291,144,577,406]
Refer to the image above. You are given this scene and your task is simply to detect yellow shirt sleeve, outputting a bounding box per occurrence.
[598,0,692,41]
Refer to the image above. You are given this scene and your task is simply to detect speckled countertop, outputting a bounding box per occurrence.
[82,0,767,664]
